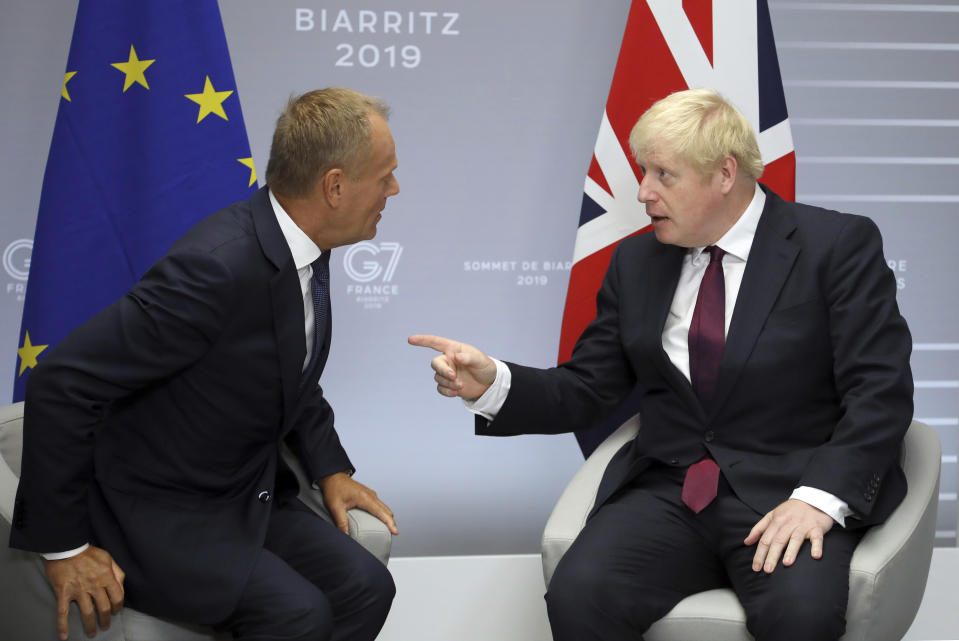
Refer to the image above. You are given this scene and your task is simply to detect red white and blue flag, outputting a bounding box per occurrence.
[563,0,796,456]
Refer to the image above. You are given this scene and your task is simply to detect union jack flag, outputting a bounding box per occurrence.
[563,0,796,456]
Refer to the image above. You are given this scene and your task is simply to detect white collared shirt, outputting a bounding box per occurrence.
[660,184,764,380]
[269,189,323,370]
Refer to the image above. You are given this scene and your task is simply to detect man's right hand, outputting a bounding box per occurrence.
[44,545,125,640]
[408,334,497,401]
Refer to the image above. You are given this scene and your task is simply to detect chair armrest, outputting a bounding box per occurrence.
[280,443,392,566]
[343,508,393,566]
[844,420,940,641]
[541,415,640,587]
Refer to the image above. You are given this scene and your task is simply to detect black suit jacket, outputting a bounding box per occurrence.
[480,186,913,526]
[10,187,353,622]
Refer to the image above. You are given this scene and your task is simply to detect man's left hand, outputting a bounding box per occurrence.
[317,472,399,536]
[744,498,834,573]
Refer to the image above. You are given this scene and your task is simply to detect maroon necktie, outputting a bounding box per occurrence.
[682,246,725,513]
[688,246,726,403]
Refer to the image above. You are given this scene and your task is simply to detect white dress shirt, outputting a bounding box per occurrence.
[269,189,324,370]
[467,184,852,526]
[43,191,324,561]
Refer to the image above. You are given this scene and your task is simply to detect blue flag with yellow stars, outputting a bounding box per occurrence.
[14,0,257,400]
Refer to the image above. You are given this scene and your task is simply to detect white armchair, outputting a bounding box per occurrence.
[541,416,940,641]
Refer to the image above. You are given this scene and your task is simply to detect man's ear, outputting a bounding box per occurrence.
[322,168,345,206]
[718,155,738,195]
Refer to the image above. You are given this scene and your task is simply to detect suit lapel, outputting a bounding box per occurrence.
[250,187,305,429]
[315,252,333,378]
[710,188,799,418]
[641,242,701,406]
[318,289,332,373]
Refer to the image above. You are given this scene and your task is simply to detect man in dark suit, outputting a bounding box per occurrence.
[11,87,400,641]
[410,88,912,641]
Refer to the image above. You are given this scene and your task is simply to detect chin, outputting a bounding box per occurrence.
[651,228,673,245]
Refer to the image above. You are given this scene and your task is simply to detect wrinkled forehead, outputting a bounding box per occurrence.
[634,136,684,167]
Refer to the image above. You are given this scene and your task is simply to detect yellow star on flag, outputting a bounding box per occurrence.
[62,71,77,101]
[237,158,257,187]
[17,332,48,376]
[185,76,233,123]
[110,45,155,92]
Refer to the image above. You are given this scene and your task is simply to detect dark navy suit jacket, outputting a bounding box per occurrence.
[11,186,353,622]
[480,186,913,527]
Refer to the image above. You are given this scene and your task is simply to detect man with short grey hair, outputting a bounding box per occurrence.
[12,87,400,641]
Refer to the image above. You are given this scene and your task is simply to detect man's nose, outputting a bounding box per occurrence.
[637,177,651,203]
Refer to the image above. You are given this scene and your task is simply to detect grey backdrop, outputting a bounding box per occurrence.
[1,0,956,556]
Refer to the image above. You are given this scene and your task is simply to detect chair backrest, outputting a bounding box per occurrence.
[0,401,24,524]
[0,401,23,473]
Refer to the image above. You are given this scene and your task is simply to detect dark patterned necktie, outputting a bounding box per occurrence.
[682,246,725,513]
[303,251,330,380]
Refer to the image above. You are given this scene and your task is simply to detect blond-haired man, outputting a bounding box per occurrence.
[13,88,400,641]
[411,88,912,641]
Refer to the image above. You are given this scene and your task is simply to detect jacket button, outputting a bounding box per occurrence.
[704,430,714,442]
[258,490,272,503]
[670,458,680,465]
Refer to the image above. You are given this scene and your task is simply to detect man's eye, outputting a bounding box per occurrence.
[659,170,670,179]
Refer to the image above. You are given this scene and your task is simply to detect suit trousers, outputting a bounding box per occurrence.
[216,499,395,641]
[545,464,862,641]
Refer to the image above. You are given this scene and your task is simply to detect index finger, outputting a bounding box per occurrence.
[92,587,113,631]
[76,593,98,638]
[365,500,399,535]
[744,512,771,545]
[408,334,454,353]
[329,503,350,534]
[105,580,125,614]
[809,528,825,559]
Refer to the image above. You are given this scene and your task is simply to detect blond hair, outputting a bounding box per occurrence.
[628,88,763,180]
[266,87,391,198]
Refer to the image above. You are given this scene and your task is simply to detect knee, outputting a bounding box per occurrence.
[547,550,680,636]
[351,554,396,613]
[280,592,335,641]
[546,552,605,613]
[748,593,846,641]
[546,552,623,623]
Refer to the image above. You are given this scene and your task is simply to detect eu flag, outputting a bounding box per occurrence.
[14,0,257,400]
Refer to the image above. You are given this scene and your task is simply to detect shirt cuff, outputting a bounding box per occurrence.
[790,486,854,527]
[462,358,511,421]
[42,543,90,561]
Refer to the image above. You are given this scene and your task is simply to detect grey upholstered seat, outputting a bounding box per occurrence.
[0,401,391,640]
[541,416,940,641]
